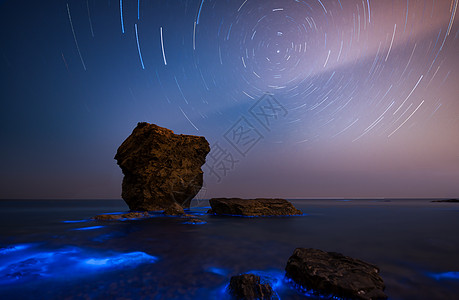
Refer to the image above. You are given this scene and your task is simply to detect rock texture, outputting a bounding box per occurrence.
[115,122,210,211]
[93,212,150,221]
[285,248,387,300]
[208,198,302,217]
[163,202,185,216]
[229,274,273,300]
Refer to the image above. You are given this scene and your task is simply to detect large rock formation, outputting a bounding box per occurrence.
[208,198,302,217]
[115,122,210,211]
[285,248,387,300]
[229,274,273,300]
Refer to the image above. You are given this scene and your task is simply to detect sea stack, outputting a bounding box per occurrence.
[115,122,210,211]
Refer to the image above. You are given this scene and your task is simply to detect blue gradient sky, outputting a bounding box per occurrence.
[0,0,458,199]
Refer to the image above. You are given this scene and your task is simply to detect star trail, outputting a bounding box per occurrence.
[0,0,457,199]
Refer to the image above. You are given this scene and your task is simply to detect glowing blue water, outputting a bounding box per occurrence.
[0,199,458,299]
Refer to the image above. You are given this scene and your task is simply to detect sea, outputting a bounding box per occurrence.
[0,199,458,300]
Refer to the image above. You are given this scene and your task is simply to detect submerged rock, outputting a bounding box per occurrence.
[208,198,302,217]
[285,248,387,300]
[229,273,273,300]
[182,218,206,225]
[115,122,210,211]
[93,212,150,221]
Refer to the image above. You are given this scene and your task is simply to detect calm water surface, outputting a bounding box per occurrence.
[0,199,458,299]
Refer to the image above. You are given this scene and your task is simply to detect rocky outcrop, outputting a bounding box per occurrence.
[229,274,273,300]
[115,122,210,211]
[208,198,302,217]
[285,248,387,300]
[93,212,150,221]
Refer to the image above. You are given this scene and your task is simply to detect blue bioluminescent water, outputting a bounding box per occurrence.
[61,220,90,223]
[82,251,158,269]
[429,271,459,281]
[0,243,157,285]
[0,244,32,255]
[72,226,105,231]
[206,266,229,276]
[0,199,458,299]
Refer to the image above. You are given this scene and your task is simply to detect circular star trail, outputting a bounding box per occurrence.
[0,0,457,198]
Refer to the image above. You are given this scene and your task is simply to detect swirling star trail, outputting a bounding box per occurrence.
[0,0,458,198]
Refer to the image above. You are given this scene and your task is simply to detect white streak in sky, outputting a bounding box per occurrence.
[120,0,125,34]
[393,75,423,114]
[66,3,87,71]
[238,0,248,12]
[438,0,457,51]
[174,76,188,104]
[218,46,223,64]
[242,91,255,99]
[366,0,371,23]
[193,21,197,50]
[337,40,343,61]
[272,8,284,12]
[323,50,331,67]
[86,0,94,37]
[332,118,359,138]
[388,100,424,137]
[179,106,199,131]
[385,23,396,61]
[135,24,145,69]
[160,27,167,66]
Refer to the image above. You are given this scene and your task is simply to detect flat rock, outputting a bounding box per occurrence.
[285,248,387,300]
[115,122,210,211]
[208,198,302,217]
[93,212,150,221]
[229,273,273,300]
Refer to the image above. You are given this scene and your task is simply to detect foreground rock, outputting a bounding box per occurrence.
[229,274,273,300]
[285,248,387,300]
[115,122,210,211]
[93,212,150,221]
[431,199,459,203]
[208,198,302,217]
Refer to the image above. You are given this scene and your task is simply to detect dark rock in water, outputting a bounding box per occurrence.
[93,212,150,221]
[432,199,459,203]
[208,198,302,217]
[229,273,273,300]
[115,122,210,211]
[163,202,185,216]
[285,248,387,300]
[182,218,206,225]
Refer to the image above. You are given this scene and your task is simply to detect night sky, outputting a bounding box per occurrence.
[0,0,457,199]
